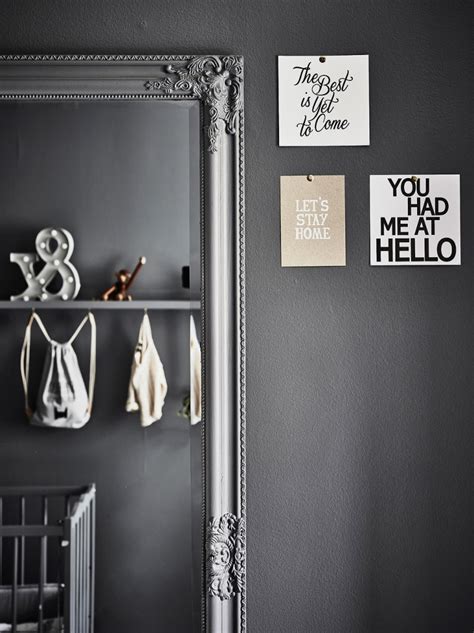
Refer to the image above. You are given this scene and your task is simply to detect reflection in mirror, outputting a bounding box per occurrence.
[0,99,202,632]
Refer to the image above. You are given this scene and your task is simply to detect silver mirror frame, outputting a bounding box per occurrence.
[0,54,246,633]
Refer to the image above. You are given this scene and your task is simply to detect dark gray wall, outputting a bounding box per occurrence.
[0,100,197,298]
[0,99,201,631]
[0,1,472,632]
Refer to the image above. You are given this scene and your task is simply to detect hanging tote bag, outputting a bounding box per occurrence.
[20,311,96,429]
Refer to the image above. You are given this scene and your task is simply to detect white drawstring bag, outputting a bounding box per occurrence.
[20,311,96,429]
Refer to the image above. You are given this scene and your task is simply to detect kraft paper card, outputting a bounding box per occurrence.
[278,55,370,146]
[280,175,346,267]
[370,175,461,266]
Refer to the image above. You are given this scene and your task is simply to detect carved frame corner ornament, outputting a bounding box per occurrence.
[0,54,246,633]
[143,55,243,153]
[207,513,245,601]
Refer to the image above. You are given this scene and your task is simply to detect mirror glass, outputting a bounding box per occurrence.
[0,99,202,632]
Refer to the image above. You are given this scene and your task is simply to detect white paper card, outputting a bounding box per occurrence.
[370,175,461,266]
[278,55,370,146]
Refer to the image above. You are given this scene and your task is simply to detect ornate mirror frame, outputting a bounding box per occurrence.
[0,54,246,633]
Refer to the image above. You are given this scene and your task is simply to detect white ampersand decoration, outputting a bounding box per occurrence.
[10,228,81,302]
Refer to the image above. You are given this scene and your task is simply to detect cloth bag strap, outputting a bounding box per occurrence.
[68,311,97,413]
[20,312,51,418]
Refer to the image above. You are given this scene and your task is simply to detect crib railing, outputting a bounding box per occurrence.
[0,484,95,633]
[64,486,96,633]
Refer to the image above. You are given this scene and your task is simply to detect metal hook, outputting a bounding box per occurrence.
[307,175,314,182]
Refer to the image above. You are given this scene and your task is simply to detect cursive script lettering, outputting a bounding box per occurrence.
[293,62,353,137]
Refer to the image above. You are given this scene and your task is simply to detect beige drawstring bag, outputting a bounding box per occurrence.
[126,312,167,427]
[190,315,202,425]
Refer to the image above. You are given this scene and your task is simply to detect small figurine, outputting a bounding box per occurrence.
[101,257,146,301]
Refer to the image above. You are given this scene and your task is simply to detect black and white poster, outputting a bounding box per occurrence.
[278,55,370,146]
[370,175,461,266]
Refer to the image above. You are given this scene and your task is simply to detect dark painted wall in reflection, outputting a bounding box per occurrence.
[0,100,201,632]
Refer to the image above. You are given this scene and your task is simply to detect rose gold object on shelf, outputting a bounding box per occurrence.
[100,256,146,301]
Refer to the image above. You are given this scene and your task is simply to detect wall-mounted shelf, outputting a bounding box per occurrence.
[0,300,200,311]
